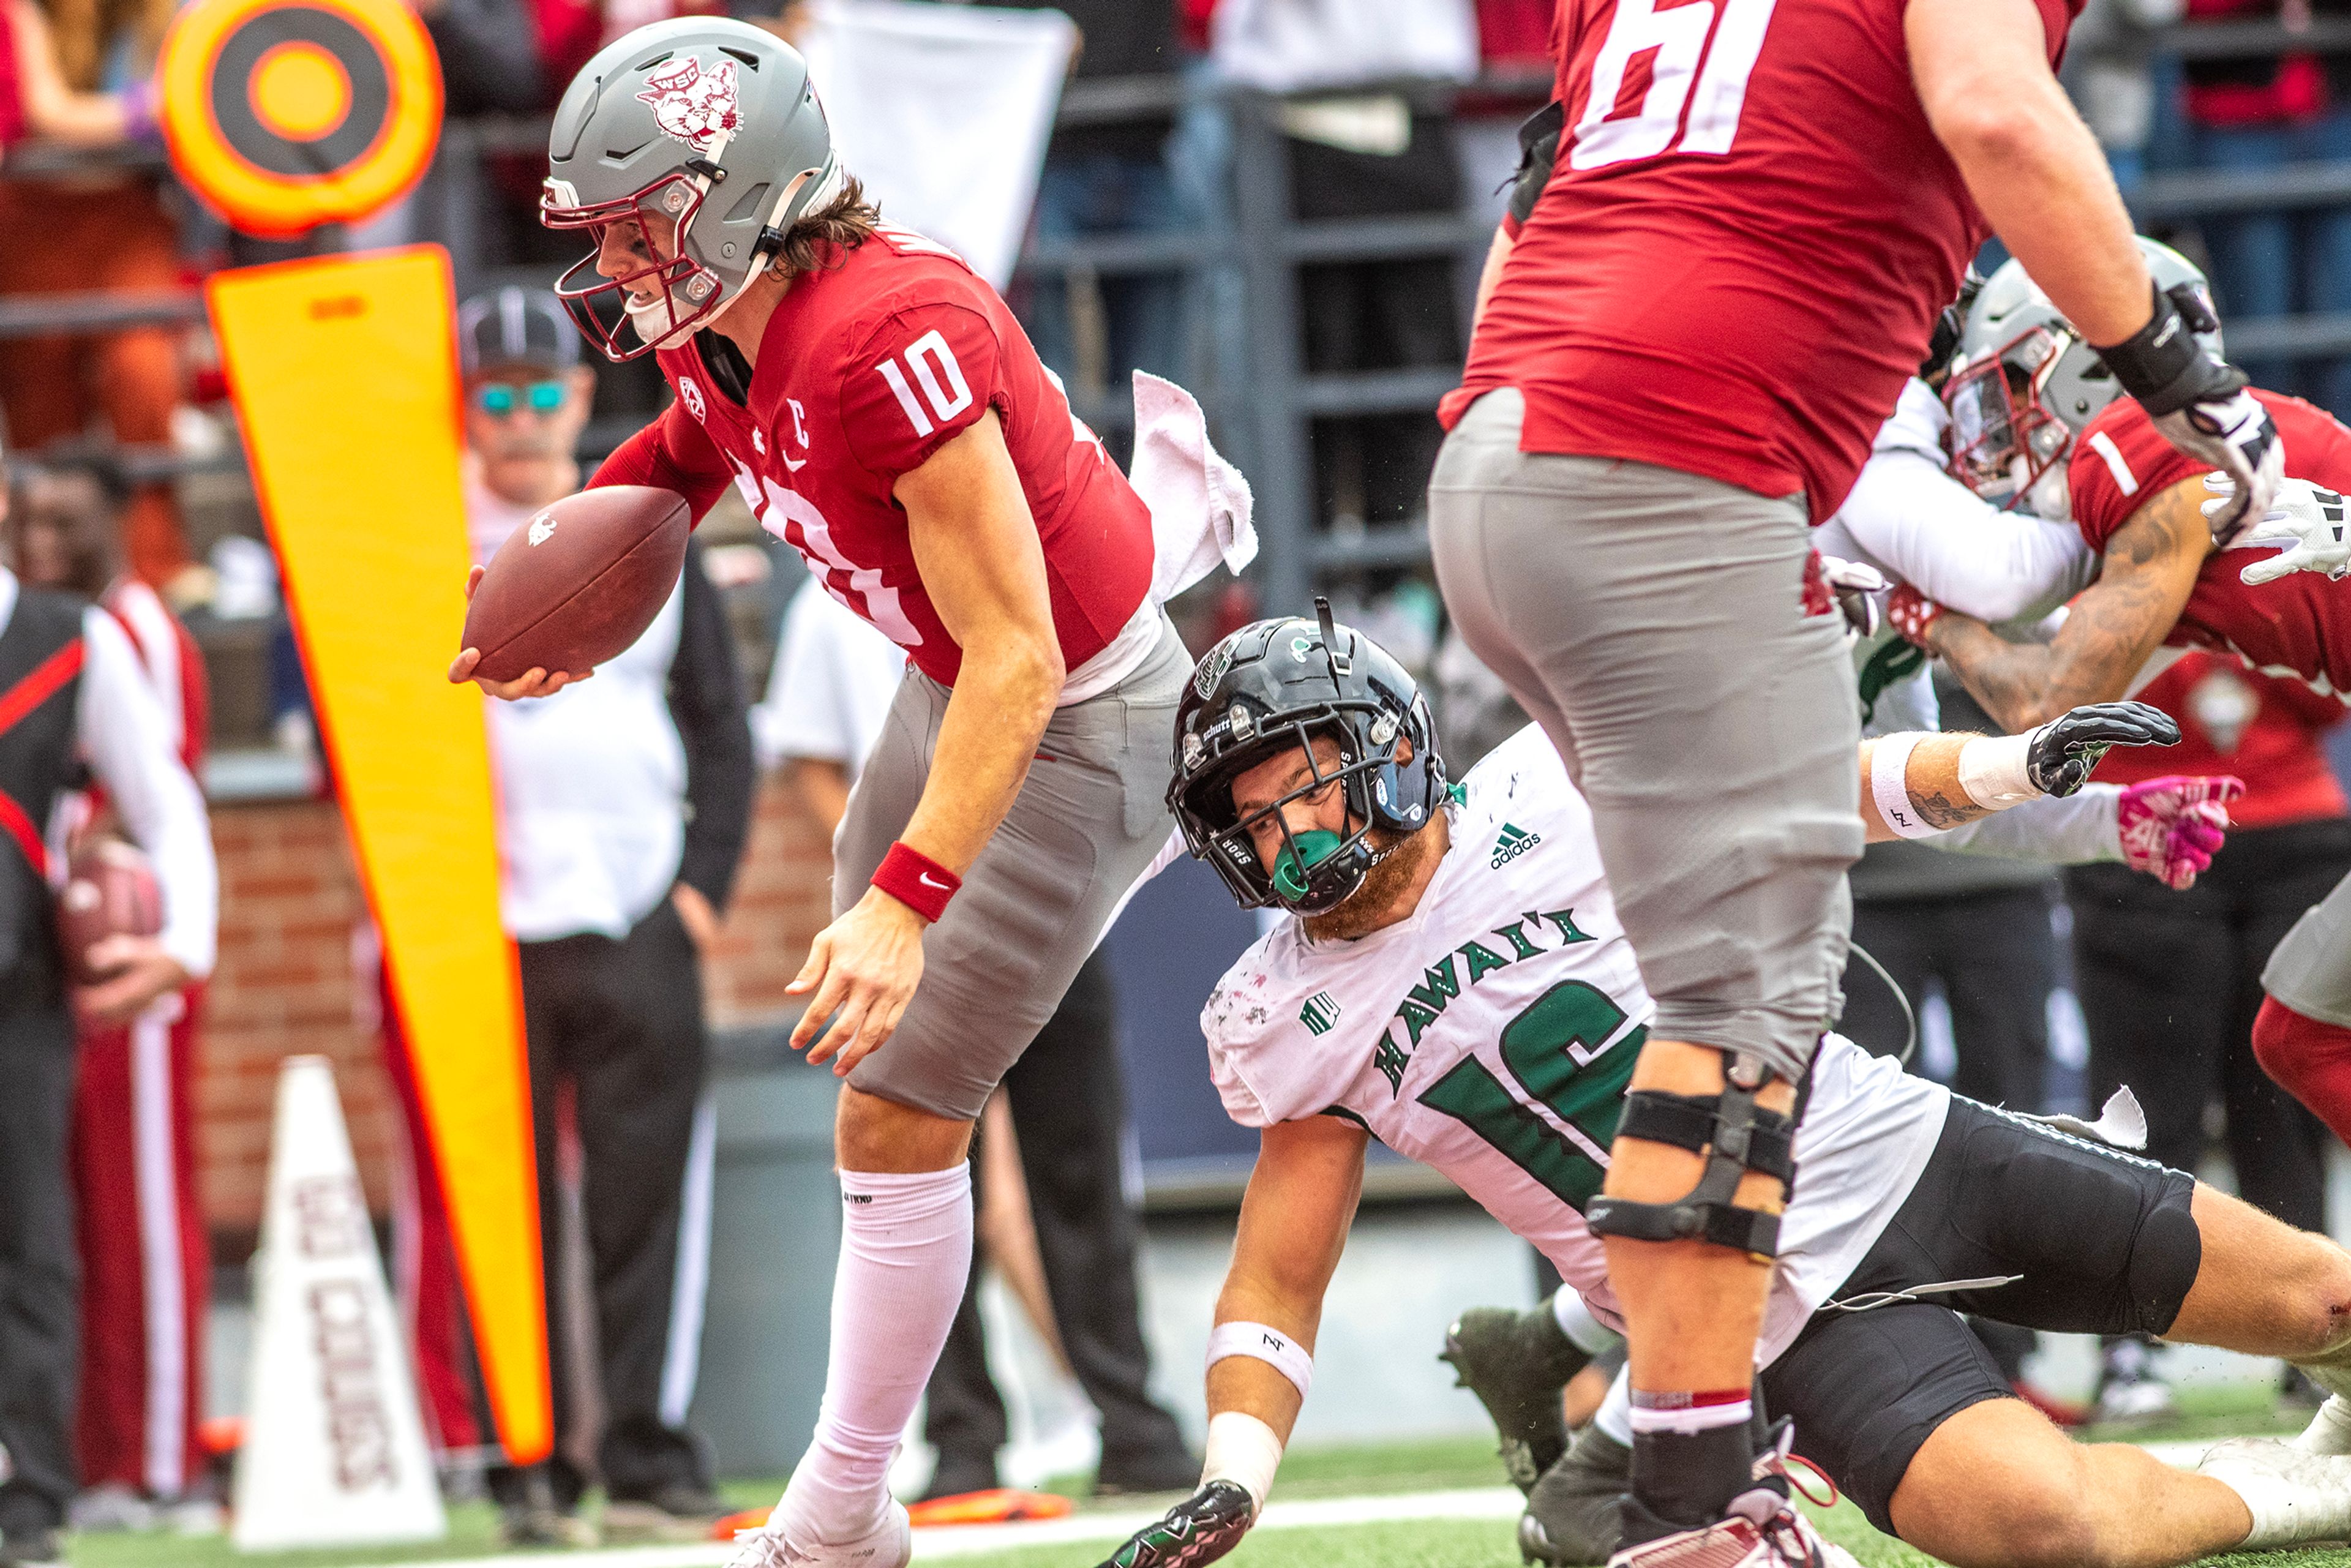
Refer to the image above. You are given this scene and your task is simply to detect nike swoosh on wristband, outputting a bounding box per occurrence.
[919,872,950,890]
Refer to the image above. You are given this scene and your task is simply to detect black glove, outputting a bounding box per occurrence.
[1098,1482,1256,1568]
[2096,284,2282,545]
[2026,701,2180,797]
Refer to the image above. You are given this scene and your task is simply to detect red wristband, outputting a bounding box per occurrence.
[871,841,960,923]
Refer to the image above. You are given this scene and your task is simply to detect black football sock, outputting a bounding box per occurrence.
[1621,1423,1757,1544]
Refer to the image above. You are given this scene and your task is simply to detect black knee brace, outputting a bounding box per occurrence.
[1584,1054,1796,1259]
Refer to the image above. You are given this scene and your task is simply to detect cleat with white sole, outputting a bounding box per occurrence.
[2195,1435,2351,1547]
[726,1501,913,1568]
[1605,1488,1861,1568]
[2295,1392,2351,1456]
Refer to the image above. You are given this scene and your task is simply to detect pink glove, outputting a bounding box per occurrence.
[1886,584,1946,649]
[2117,775,2244,890]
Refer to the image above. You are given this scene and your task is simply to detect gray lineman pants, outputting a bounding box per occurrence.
[1428,390,1863,1084]
[839,618,1188,1122]
[2266,867,2351,1028]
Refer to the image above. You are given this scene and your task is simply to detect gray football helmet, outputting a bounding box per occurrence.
[541,18,844,361]
[1946,237,2221,511]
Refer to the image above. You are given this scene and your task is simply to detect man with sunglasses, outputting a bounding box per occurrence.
[443,286,756,1545]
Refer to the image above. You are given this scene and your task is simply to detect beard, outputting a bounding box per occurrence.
[1303,817,1446,943]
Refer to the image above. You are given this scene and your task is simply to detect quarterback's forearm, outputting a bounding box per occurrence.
[902,637,1058,876]
[1909,0,2152,346]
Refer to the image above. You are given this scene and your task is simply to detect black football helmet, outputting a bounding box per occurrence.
[1169,600,1445,915]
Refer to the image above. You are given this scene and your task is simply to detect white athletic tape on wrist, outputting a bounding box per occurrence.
[1550,1288,1622,1356]
[1206,1321,1313,1400]
[1957,730,2042,810]
[1201,1410,1282,1512]
[1868,733,1938,839]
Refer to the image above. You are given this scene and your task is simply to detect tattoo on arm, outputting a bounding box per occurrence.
[1911,787,1985,830]
[1925,478,2206,732]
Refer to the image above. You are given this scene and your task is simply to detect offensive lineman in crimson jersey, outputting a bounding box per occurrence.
[449,23,1199,1568]
[1422,0,2283,1555]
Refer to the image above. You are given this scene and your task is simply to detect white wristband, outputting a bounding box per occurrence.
[1201,1410,1283,1512]
[1868,733,1938,839]
[1206,1320,1314,1400]
[1956,730,2042,809]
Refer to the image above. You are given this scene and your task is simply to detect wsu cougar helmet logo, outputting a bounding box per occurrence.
[636,57,742,156]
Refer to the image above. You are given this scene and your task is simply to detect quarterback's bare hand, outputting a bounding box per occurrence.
[1095,1482,1256,1568]
[2027,701,2180,797]
[449,565,594,699]
[789,886,928,1074]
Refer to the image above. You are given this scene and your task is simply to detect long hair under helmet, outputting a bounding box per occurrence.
[539,19,844,361]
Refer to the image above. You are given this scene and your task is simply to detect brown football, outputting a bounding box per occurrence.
[59,838,163,986]
[461,486,691,683]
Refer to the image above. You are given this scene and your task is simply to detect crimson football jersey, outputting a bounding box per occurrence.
[2069,389,2351,704]
[593,225,1155,689]
[1445,0,2077,523]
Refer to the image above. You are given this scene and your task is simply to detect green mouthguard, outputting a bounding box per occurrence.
[1272,830,1344,902]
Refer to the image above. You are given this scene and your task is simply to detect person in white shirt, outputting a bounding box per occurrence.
[443,288,756,1547]
[1097,609,2351,1568]
[0,448,216,1568]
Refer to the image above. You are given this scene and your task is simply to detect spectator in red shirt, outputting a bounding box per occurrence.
[2063,651,2347,1418]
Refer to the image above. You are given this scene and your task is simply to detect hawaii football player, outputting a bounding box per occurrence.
[449,21,1242,1567]
[1095,610,2351,1568]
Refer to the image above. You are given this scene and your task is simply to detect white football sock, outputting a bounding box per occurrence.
[773,1165,973,1544]
[2297,1392,2351,1456]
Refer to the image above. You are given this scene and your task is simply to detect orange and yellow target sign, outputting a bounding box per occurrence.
[159,0,441,237]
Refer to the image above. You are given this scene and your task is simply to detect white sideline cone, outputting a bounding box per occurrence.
[231,1055,447,1550]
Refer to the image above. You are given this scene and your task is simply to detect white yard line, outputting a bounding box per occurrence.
[333,1442,2251,1568]
[333,1487,1528,1568]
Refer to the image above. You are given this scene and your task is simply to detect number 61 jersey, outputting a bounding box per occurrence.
[1201,726,1951,1365]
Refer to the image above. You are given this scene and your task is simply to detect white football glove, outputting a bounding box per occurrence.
[2205,473,2351,584]
[2155,389,2283,546]
[1817,555,1889,645]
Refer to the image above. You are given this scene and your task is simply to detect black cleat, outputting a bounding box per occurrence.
[1441,1304,1591,1494]
[1520,1426,1632,1566]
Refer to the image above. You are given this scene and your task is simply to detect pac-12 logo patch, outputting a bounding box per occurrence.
[678,375,707,424]
[636,56,741,156]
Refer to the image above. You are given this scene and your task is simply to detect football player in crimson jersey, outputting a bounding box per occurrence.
[1430,0,2280,1555]
[449,23,1199,1568]
[1891,255,2351,1464]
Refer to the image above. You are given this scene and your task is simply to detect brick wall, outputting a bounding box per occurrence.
[197,775,833,1234]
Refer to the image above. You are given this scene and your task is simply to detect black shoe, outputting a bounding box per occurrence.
[1093,1446,1201,1498]
[1442,1304,1591,1494]
[0,1525,61,1568]
[1520,1427,1632,1566]
[602,1483,731,1544]
[918,1454,1001,1503]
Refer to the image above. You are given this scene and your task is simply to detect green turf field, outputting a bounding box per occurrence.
[56,1394,2351,1568]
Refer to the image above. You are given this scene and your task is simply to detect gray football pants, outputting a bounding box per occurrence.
[838,618,1188,1122]
[2267,866,2351,1028]
[1428,389,1862,1084]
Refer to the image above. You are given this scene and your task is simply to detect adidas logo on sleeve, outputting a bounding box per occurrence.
[1490,822,1542,869]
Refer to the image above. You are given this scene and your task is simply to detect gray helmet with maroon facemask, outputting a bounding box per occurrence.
[541,18,844,361]
[1944,237,2221,514]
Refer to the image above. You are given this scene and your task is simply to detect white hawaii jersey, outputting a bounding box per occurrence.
[1202,726,1952,1366]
